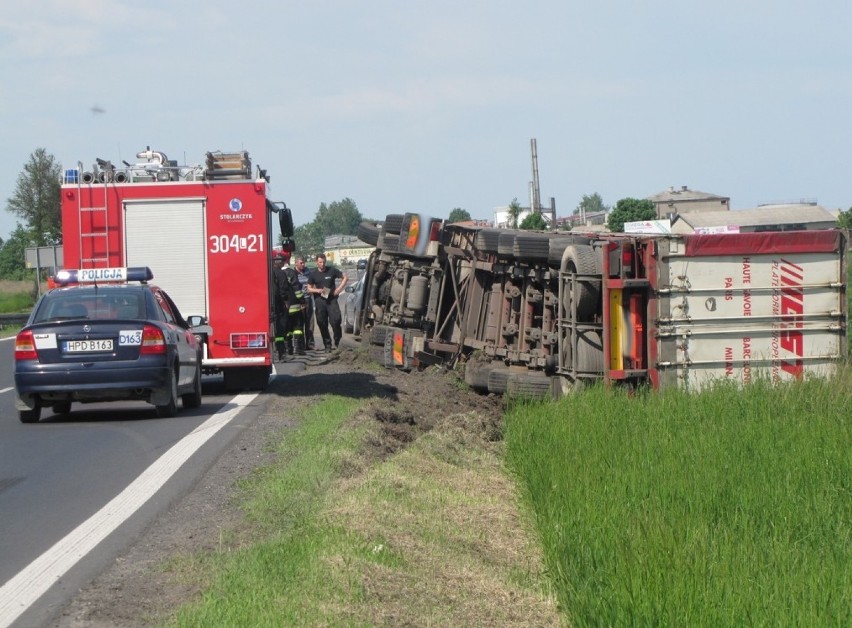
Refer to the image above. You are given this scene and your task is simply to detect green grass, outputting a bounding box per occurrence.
[0,291,32,314]
[504,377,851,627]
[168,396,364,626]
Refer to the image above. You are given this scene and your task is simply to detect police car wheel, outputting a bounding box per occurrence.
[155,370,179,418]
[19,406,41,423]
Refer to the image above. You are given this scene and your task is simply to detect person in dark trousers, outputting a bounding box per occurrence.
[272,252,306,359]
[307,253,347,352]
[294,255,315,350]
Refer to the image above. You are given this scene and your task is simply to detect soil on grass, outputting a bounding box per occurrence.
[53,340,552,627]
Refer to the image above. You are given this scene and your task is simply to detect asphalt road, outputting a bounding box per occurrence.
[0,337,293,628]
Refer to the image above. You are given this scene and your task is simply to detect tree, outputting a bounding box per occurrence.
[6,148,62,245]
[606,198,656,233]
[574,193,609,217]
[448,208,471,223]
[313,198,363,237]
[519,211,548,230]
[837,207,852,230]
[0,225,35,280]
[506,198,522,229]
[291,221,325,259]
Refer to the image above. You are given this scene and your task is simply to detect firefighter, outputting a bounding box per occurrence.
[272,251,306,359]
[294,255,315,350]
[307,252,347,352]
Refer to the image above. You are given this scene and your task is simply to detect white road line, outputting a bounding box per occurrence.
[0,388,12,394]
[0,392,259,628]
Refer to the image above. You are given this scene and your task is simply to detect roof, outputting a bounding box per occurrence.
[647,186,729,203]
[672,204,836,228]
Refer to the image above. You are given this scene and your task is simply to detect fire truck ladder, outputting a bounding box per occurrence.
[76,161,110,267]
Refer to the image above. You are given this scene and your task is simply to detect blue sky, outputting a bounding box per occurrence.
[1,0,851,241]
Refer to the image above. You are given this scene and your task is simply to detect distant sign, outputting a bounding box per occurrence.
[624,220,671,234]
[25,245,63,269]
[694,225,740,235]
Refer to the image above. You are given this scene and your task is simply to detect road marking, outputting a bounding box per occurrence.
[0,388,12,395]
[0,392,260,628]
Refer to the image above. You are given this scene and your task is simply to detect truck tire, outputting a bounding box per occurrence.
[576,329,604,375]
[506,372,552,400]
[357,221,381,246]
[497,231,516,258]
[548,235,591,266]
[562,245,600,321]
[487,367,511,394]
[464,361,492,391]
[513,233,551,262]
[382,214,405,235]
[474,228,501,254]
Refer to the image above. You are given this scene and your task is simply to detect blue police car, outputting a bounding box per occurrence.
[14,267,202,422]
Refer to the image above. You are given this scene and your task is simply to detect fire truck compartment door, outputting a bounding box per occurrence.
[123,199,208,318]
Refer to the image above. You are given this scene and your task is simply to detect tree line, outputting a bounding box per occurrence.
[6,147,757,280]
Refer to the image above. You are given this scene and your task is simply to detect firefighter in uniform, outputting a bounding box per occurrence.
[307,252,347,352]
[272,251,306,359]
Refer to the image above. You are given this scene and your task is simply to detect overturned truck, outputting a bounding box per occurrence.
[353,214,848,397]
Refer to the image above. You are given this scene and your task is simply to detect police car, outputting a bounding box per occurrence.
[13,267,202,423]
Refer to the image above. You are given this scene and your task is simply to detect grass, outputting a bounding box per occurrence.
[166,396,557,626]
[504,376,851,627]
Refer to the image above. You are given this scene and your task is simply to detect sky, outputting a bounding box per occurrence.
[1,0,851,242]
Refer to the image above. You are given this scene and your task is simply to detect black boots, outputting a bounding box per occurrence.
[294,335,306,356]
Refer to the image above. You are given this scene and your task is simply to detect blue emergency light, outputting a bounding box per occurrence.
[54,267,154,286]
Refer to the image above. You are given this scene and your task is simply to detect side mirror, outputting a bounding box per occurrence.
[187,315,207,328]
[276,202,294,238]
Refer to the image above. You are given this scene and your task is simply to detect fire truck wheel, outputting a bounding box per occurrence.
[155,370,179,418]
[19,406,41,423]
[561,245,600,321]
[357,221,381,246]
[513,233,551,262]
[182,364,203,409]
[382,214,405,235]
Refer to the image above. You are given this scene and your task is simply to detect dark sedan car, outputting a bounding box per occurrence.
[14,267,202,423]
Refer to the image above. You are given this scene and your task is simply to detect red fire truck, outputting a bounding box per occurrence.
[60,148,294,391]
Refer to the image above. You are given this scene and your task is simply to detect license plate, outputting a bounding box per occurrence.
[64,339,114,353]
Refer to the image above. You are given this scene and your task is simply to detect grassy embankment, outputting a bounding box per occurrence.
[505,377,851,626]
[164,374,849,626]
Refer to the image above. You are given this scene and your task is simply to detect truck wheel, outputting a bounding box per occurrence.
[576,329,604,376]
[513,233,551,262]
[379,233,400,252]
[155,369,179,418]
[548,235,591,266]
[487,367,511,394]
[357,221,381,246]
[19,406,41,423]
[474,228,501,254]
[464,361,493,391]
[562,245,600,321]
[497,231,516,258]
[181,363,203,409]
[506,372,552,400]
[382,214,405,235]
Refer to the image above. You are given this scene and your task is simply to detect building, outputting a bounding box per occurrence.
[648,185,730,219]
[323,234,374,266]
[670,203,837,234]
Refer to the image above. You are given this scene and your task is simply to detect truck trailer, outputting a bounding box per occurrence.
[60,148,294,391]
[354,214,848,396]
